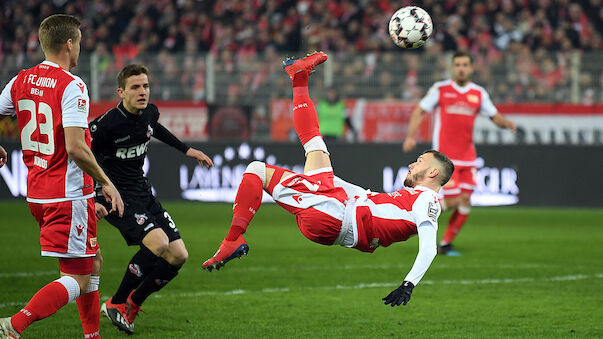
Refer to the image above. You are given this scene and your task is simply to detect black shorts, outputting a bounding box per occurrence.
[101,194,181,246]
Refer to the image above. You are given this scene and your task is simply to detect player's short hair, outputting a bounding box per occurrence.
[118,64,149,89]
[452,50,473,64]
[38,14,81,55]
[423,150,454,186]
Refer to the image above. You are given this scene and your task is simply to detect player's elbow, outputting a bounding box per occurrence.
[65,141,87,161]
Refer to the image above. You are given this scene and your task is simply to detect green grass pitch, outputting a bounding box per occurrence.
[0,201,602,338]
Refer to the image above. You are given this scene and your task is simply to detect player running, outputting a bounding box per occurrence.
[0,14,124,339]
[202,52,454,307]
[90,64,213,334]
[403,51,516,256]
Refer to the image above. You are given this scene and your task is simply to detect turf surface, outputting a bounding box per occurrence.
[0,201,602,338]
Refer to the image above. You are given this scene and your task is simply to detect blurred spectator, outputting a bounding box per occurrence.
[0,0,601,106]
[317,87,356,142]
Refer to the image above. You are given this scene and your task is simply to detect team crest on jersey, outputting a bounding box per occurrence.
[467,94,479,103]
[134,213,148,225]
[147,124,154,137]
[90,237,97,247]
[428,202,438,222]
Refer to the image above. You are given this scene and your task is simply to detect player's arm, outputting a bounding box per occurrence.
[480,89,516,132]
[490,112,516,131]
[382,222,437,307]
[154,122,213,167]
[0,76,17,168]
[403,105,427,152]
[403,83,438,153]
[64,127,124,216]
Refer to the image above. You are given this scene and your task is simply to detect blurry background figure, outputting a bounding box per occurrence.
[317,87,356,142]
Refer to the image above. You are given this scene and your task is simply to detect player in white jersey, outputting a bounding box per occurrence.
[403,51,516,256]
[0,14,123,339]
[202,52,455,307]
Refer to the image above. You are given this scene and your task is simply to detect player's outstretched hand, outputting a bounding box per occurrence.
[186,148,214,167]
[102,183,124,217]
[0,145,7,168]
[95,202,108,220]
[383,281,414,307]
[506,120,517,132]
[402,137,416,153]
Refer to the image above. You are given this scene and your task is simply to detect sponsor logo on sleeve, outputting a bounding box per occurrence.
[428,202,438,222]
[77,98,87,114]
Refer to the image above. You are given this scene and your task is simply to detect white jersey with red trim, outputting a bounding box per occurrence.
[348,185,440,251]
[0,61,93,203]
[419,79,497,166]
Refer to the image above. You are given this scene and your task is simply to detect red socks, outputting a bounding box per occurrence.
[10,280,73,334]
[441,208,470,245]
[224,173,264,241]
[76,287,100,338]
[291,72,321,146]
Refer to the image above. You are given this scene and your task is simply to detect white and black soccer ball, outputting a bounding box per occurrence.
[388,6,433,49]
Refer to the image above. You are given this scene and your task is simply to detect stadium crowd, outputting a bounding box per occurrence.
[0,0,602,104]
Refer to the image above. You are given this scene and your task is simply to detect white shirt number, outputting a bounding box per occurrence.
[18,99,55,155]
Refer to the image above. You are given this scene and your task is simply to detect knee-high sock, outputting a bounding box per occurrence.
[291,72,328,156]
[441,207,470,245]
[225,173,263,241]
[76,275,100,338]
[131,258,179,305]
[11,276,79,334]
[112,246,159,304]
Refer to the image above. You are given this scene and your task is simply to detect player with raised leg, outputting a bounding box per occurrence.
[202,52,455,307]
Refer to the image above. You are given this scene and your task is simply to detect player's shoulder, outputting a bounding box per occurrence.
[90,106,120,128]
[432,79,453,89]
[410,186,439,205]
[467,81,489,94]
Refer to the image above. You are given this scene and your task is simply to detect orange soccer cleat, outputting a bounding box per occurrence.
[100,298,133,334]
[202,235,250,272]
[125,291,142,329]
[283,51,328,80]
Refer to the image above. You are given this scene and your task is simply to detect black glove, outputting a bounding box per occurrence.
[382,281,414,307]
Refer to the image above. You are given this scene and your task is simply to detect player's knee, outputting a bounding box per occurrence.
[171,248,189,267]
[245,161,266,185]
[143,230,170,255]
[92,249,103,275]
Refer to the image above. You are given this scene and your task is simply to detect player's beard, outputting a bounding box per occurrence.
[404,168,427,187]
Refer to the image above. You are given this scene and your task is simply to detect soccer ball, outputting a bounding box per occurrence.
[388,6,433,49]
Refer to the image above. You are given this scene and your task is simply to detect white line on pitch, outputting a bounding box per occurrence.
[0,263,553,279]
[1,273,601,309]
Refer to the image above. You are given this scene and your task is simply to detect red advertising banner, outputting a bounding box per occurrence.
[90,101,209,141]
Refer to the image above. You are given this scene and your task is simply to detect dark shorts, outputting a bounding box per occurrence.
[101,194,181,246]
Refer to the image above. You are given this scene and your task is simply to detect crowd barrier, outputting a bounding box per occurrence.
[1,141,601,207]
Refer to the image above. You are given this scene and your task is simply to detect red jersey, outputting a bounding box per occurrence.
[419,79,497,166]
[0,61,93,203]
[348,185,440,253]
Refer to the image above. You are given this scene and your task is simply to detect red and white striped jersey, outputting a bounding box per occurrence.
[0,61,93,203]
[349,185,441,252]
[419,79,497,166]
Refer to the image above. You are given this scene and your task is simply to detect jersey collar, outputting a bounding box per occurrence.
[41,60,61,69]
[450,79,474,94]
[413,185,438,194]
